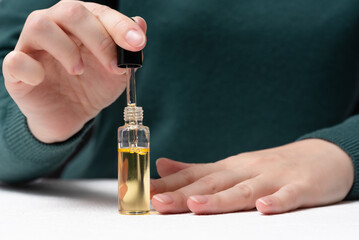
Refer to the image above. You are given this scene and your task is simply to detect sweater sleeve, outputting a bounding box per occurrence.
[298,115,359,200]
[0,0,94,183]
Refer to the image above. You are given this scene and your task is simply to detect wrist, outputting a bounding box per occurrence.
[292,139,354,196]
[27,118,86,144]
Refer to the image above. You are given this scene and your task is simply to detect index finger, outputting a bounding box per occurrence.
[151,162,224,195]
[81,2,146,51]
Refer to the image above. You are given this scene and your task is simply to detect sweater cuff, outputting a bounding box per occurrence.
[2,103,94,183]
[297,115,359,200]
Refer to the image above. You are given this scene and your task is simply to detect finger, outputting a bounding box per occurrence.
[47,2,118,72]
[82,2,146,51]
[256,184,304,215]
[156,158,192,178]
[151,158,191,198]
[16,11,83,75]
[3,51,45,86]
[152,168,254,214]
[151,162,223,195]
[187,175,277,214]
[3,51,45,98]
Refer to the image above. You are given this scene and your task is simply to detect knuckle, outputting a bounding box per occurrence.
[179,169,195,184]
[235,183,253,201]
[60,2,87,22]
[198,176,219,193]
[263,152,284,162]
[91,4,110,16]
[3,52,18,70]
[236,152,250,159]
[247,153,282,168]
[282,184,298,196]
[280,184,301,208]
[175,190,189,202]
[248,158,263,168]
[110,18,128,36]
[211,194,222,211]
[26,11,50,32]
[69,42,80,56]
[219,156,238,169]
[215,159,227,168]
[153,179,167,192]
[63,43,80,63]
[98,36,115,53]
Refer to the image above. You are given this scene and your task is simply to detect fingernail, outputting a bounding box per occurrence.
[153,194,173,204]
[73,60,84,75]
[189,195,208,204]
[150,181,156,192]
[258,197,272,206]
[125,29,145,47]
[131,16,139,23]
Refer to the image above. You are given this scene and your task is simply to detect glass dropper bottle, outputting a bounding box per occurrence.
[117,47,150,215]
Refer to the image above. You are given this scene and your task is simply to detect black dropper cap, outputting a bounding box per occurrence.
[117,47,142,68]
[117,17,143,68]
[117,18,142,68]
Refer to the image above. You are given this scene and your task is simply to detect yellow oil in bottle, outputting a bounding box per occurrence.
[118,147,150,215]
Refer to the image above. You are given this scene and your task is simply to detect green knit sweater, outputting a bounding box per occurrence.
[1,0,359,199]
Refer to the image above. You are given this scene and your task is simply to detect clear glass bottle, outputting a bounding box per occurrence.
[118,105,150,215]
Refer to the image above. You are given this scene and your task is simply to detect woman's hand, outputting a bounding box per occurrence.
[2,0,147,143]
[151,139,354,214]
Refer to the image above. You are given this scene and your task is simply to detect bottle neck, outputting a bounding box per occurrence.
[124,105,143,125]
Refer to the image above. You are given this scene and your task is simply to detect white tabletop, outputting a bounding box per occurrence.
[0,179,358,240]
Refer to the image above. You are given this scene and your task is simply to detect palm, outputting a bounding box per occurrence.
[8,46,126,141]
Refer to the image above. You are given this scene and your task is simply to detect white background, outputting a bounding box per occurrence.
[1,179,358,240]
